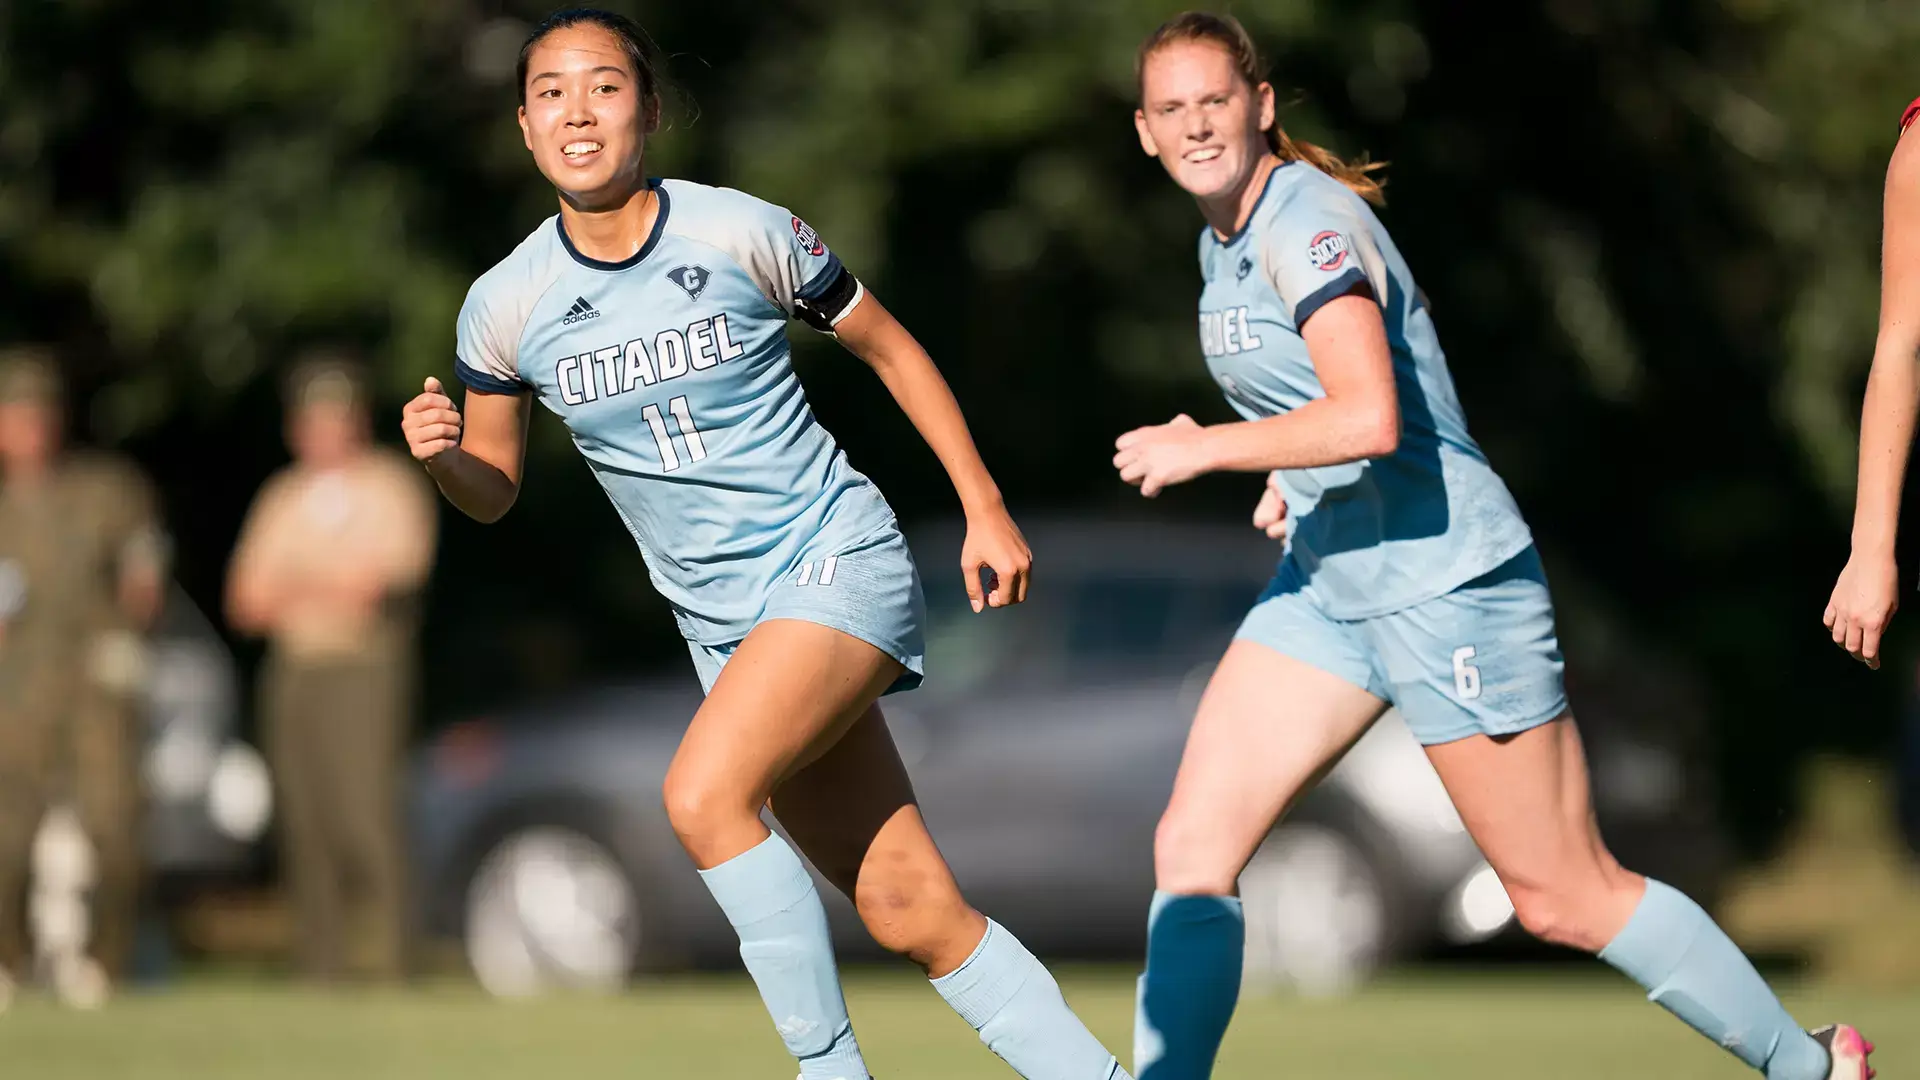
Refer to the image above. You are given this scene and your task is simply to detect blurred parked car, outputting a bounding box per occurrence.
[409,519,1728,998]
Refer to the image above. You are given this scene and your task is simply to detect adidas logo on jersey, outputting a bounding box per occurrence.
[561,297,601,325]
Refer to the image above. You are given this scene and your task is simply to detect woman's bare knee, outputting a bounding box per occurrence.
[1153,808,1244,895]
[852,855,978,971]
[1504,863,1645,953]
[1428,716,1647,951]
[665,622,904,870]
[660,764,766,868]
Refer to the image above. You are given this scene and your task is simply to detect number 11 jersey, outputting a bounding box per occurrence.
[454,178,899,646]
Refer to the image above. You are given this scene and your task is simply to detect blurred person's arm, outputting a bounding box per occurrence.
[402,378,529,524]
[0,557,24,646]
[113,464,171,629]
[116,533,168,629]
[1828,111,1920,669]
[379,454,441,596]
[310,459,441,620]
[225,477,291,636]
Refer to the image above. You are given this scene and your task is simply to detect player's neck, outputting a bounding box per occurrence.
[559,180,661,264]
[1200,153,1280,240]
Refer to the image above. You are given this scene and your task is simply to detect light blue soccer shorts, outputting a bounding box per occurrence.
[1236,545,1568,745]
[685,524,927,697]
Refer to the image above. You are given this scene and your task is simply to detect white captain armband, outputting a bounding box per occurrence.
[794,265,865,333]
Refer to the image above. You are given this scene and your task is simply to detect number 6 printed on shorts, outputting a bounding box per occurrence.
[1451,645,1482,701]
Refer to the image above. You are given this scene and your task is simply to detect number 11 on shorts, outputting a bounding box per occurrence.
[1451,645,1482,701]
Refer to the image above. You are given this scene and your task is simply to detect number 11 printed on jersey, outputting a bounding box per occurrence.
[642,395,707,471]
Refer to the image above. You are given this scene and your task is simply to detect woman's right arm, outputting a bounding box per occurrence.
[1827,118,1920,668]
[401,376,531,524]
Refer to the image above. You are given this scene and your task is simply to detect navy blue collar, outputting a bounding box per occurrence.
[1211,159,1292,248]
[556,178,670,271]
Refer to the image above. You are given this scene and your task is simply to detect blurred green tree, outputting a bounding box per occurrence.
[2,0,1917,852]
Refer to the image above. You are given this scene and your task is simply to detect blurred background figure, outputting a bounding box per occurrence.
[0,345,169,1007]
[224,353,437,983]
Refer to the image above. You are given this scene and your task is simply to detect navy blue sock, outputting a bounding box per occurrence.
[1133,891,1244,1080]
[1598,879,1828,1080]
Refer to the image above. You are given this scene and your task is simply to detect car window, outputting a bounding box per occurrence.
[1065,575,1179,664]
[920,605,1012,694]
[912,551,1269,691]
[1198,578,1267,638]
[917,574,1050,696]
[1069,574,1267,670]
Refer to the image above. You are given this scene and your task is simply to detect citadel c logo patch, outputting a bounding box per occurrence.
[666,264,711,300]
[791,216,827,257]
[1307,230,1350,272]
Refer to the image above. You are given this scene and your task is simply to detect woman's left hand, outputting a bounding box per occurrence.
[960,503,1032,612]
[1115,414,1211,497]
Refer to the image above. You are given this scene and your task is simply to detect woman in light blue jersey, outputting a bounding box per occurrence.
[1118,12,1872,1080]
[400,10,1129,1080]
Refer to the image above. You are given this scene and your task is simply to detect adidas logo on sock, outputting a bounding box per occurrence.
[775,1015,819,1041]
[561,296,600,325]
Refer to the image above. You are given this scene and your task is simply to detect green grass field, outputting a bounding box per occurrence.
[0,966,1907,1078]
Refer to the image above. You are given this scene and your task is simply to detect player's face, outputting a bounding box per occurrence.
[1135,41,1275,201]
[518,25,659,210]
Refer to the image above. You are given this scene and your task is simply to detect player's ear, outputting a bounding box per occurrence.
[1134,109,1160,158]
[1255,81,1277,141]
[517,105,533,152]
[643,93,662,136]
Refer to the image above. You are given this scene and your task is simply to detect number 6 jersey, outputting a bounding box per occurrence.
[455,178,899,646]
[1197,162,1535,619]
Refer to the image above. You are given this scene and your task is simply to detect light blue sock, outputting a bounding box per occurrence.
[1133,891,1243,1080]
[1598,879,1828,1080]
[697,833,868,1080]
[931,918,1129,1080]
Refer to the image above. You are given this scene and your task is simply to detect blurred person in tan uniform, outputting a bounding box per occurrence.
[226,355,437,982]
[0,347,168,1004]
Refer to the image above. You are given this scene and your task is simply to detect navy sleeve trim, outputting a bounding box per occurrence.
[794,260,861,332]
[453,358,528,395]
[794,253,848,303]
[1293,267,1374,328]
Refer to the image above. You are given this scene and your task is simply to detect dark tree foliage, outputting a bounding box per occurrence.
[3,0,1916,852]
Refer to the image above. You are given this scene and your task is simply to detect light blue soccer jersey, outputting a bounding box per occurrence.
[454,178,899,645]
[1199,162,1534,619]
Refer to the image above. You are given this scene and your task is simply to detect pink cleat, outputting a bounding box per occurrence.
[1810,1025,1875,1080]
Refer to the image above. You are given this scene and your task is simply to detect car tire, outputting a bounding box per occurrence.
[462,812,647,999]
[1237,822,1393,998]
